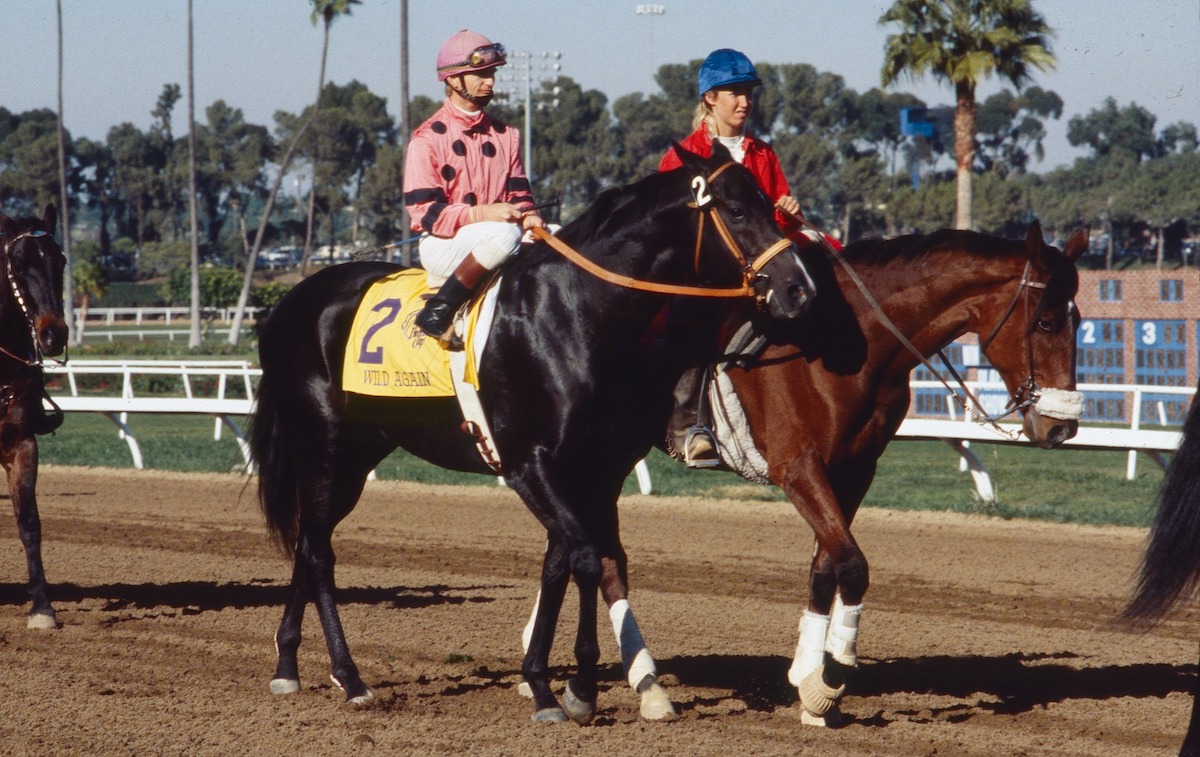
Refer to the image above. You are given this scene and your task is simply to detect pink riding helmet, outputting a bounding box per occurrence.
[436,29,507,81]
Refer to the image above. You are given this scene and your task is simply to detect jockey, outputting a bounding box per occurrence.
[658,48,837,467]
[404,29,545,350]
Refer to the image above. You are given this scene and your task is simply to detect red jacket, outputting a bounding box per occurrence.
[659,125,842,250]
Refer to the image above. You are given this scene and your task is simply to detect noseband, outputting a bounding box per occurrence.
[531,161,793,305]
[0,229,59,367]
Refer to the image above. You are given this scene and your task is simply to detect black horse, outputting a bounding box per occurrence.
[0,204,69,629]
[251,144,815,722]
[1125,382,1200,755]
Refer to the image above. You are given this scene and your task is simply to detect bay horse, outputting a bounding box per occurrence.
[1124,380,1200,755]
[0,204,69,629]
[250,144,815,722]
[556,222,1088,722]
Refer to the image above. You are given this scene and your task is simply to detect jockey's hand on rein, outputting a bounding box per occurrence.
[476,202,524,224]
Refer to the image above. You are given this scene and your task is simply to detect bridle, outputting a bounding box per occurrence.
[932,261,1059,437]
[782,210,1075,440]
[531,161,794,308]
[0,229,64,368]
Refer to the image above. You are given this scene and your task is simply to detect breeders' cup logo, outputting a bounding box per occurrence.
[403,312,428,349]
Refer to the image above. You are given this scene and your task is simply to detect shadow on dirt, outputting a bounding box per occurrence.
[663,651,1196,719]
[0,579,508,612]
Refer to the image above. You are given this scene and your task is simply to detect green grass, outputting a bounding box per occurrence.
[36,414,1165,528]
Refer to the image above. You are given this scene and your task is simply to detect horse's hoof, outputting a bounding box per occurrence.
[531,706,570,723]
[639,682,677,720]
[798,667,846,718]
[26,611,57,630]
[562,681,597,725]
[330,674,374,704]
[517,681,533,699]
[347,689,376,706]
[800,705,844,728]
[269,678,301,695]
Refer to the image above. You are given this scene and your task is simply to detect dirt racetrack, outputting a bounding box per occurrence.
[1,466,1196,755]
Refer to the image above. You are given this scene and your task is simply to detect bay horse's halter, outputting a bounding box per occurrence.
[0,229,63,368]
[783,210,1073,440]
[531,161,794,309]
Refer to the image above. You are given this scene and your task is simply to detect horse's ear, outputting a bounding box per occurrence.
[1024,220,1045,262]
[42,203,57,234]
[1061,226,1089,264]
[709,139,733,163]
[670,140,706,175]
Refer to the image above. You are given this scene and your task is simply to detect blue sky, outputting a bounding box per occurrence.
[4,0,1198,171]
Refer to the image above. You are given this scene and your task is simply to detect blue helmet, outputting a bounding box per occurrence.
[697,49,762,96]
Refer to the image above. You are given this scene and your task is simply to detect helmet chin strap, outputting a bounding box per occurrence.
[451,75,492,108]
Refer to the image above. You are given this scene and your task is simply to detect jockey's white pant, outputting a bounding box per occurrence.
[418,222,523,287]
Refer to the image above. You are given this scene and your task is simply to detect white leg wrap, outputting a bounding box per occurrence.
[788,611,830,688]
[826,596,863,667]
[609,599,657,689]
[522,590,541,653]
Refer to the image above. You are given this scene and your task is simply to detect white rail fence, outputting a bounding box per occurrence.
[40,362,1192,501]
[78,307,264,325]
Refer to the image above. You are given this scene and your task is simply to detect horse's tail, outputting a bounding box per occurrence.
[249,371,300,556]
[1124,390,1200,625]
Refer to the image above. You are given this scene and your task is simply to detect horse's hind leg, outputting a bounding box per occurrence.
[270,461,374,704]
[269,549,310,695]
[523,538,572,722]
[6,441,56,629]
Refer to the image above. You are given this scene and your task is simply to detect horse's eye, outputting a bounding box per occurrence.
[1036,317,1055,333]
[729,205,746,221]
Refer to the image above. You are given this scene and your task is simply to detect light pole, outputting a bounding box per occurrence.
[498,50,562,183]
[635,4,665,66]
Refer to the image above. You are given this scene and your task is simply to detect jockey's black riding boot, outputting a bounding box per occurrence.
[415,253,490,350]
[667,365,719,468]
[31,394,63,436]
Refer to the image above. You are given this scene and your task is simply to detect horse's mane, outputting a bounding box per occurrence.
[838,229,1077,318]
[511,171,680,274]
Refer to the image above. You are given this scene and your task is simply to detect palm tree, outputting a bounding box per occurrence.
[226,0,359,344]
[55,0,76,344]
[187,0,202,348]
[299,0,361,277]
[880,0,1055,230]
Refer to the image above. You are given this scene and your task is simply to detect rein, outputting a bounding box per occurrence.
[780,210,1051,440]
[531,162,792,302]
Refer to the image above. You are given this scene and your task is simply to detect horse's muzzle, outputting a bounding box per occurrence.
[759,251,816,320]
[36,315,68,358]
[1024,411,1079,449]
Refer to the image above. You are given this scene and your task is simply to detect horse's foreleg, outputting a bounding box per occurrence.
[523,538,571,722]
[598,557,676,720]
[780,458,869,727]
[7,443,55,629]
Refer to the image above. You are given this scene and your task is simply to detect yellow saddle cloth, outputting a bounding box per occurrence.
[342,269,482,398]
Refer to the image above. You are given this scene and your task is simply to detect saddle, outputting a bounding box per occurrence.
[342,269,503,471]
